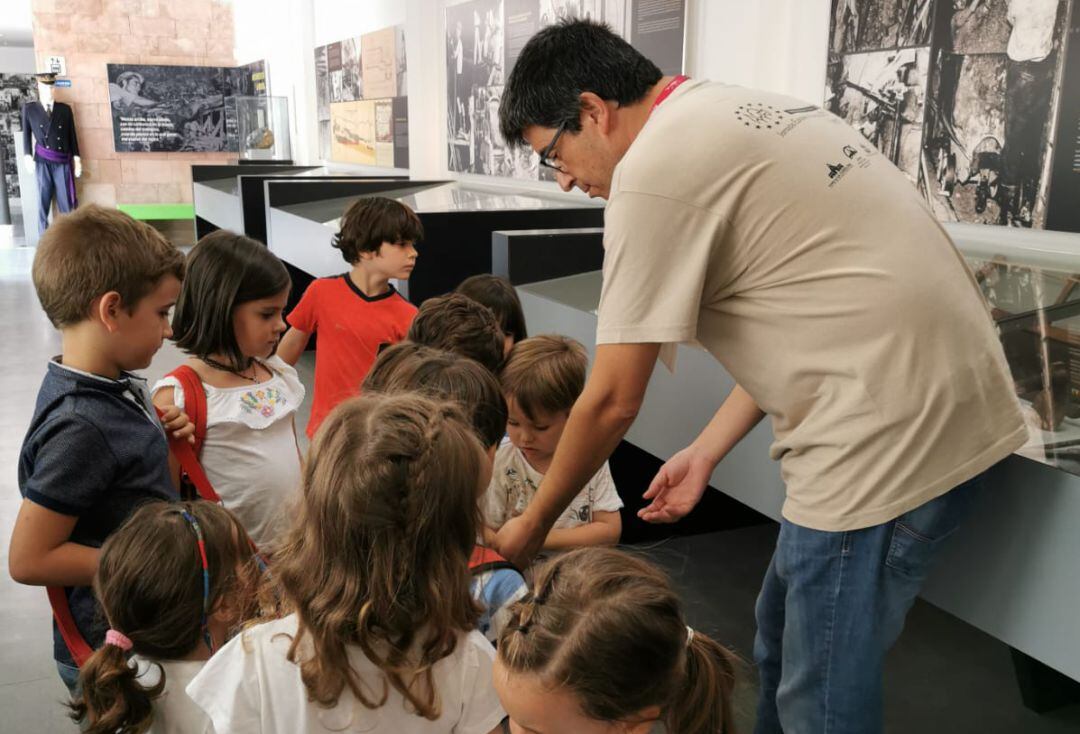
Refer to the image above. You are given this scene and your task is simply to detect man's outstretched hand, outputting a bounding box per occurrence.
[638,445,716,523]
[493,512,548,568]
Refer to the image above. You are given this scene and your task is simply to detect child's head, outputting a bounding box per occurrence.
[171,230,291,371]
[70,501,258,734]
[31,204,185,370]
[496,547,737,734]
[455,274,528,355]
[274,392,487,717]
[364,341,508,457]
[333,195,422,280]
[500,335,587,467]
[407,292,506,373]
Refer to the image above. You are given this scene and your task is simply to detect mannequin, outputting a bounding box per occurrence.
[21,73,81,232]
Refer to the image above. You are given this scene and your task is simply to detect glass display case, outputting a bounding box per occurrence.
[965,249,1080,475]
[233,96,291,161]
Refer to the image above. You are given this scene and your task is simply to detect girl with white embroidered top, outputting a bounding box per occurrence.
[186,393,507,734]
[68,501,260,734]
[153,230,303,551]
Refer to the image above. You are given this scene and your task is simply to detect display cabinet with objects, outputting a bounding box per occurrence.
[233,95,291,162]
[512,221,1080,707]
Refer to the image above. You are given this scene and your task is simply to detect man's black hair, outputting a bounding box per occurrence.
[499,18,663,147]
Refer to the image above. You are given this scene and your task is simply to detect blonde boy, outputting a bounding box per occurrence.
[483,335,622,550]
[10,205,188,689]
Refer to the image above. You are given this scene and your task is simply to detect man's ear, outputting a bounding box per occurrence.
[579,91,613,135]
[96,291,124,333]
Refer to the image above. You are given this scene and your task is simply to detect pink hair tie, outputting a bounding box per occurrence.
[105,629,133,651]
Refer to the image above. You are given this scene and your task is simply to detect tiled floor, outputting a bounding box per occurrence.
[0,245,1078,732]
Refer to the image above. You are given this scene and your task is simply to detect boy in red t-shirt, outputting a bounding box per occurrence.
[278,196,420,437]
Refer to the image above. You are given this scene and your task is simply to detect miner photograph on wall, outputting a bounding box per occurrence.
[107,64,228,152]
[446,0,509,175]
[921,0,1070,229]
[830,0,935,54]
[826,0,1076,231]
[826,46,930,183]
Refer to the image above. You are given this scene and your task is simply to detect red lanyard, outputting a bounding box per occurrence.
[649,75,690,115]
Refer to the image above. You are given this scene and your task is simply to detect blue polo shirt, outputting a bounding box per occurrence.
[18,359,176,665]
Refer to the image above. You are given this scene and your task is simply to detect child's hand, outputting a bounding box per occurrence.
[159,405,196,444]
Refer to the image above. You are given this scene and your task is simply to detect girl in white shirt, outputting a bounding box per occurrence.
[68,501,259,734]
[154,230,303,552]
[187,393,507,734]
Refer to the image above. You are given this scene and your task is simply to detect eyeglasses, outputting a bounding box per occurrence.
[538,121,568,171]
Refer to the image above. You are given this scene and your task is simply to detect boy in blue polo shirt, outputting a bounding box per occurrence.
[8,205,190,691]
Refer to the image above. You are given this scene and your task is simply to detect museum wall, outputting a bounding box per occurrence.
[0,47,37,75]
[225,0,833,185]
[29,0,239,208]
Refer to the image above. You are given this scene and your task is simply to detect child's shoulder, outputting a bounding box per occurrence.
[31,367,150,438]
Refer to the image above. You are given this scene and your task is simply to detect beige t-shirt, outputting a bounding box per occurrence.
[596,80,1026,532]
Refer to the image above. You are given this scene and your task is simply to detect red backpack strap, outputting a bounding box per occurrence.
[168,365,207,455]
[469,545,517,575]
[161,365,221,504]
[46,586,93,668]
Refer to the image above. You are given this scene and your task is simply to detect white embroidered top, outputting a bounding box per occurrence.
[152,356,304,550]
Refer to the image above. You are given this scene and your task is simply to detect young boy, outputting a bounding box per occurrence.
[9,205,189,690]
[277,196,421,438]
[484,335,622,553]
[363,341,527,643]
[407,292,506,373]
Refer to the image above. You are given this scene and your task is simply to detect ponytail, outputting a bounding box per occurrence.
[498,548,743,734]
[63,500,260,732]
[666,630,739,734]
[68,643,163,734]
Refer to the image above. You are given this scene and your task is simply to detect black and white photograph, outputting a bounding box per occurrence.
[447,0,512,175]
[341,36,362,102]
[448,0,685,178]
[314,45,331,121]
[829,0,935,55]
[825,0,1077,231]
[106,63,229,152]
[921,0,1070,228]
[826,47,931,183]
[0,74,37,199]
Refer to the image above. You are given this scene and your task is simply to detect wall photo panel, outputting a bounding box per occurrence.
[316,24,408,169]
[825,0,1078,232]
[446,0,686,180]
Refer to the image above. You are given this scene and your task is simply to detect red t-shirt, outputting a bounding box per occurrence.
[287,275,417,437]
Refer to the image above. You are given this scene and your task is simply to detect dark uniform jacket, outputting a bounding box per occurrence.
[21,101,79,160]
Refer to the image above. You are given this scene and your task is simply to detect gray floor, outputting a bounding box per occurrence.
[0,243,1077,732]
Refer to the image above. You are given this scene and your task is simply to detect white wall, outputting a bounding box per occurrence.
[0,45,36,74]
[687,0,831,103]
[234,0,836,178]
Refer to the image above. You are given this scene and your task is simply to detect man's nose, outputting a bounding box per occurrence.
[555,170,576,192]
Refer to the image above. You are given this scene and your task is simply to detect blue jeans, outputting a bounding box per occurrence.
[57,660,80,695]
[753,472,985,734]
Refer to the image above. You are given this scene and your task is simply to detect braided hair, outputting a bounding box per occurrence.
[272,392,487,719]
[499,547,739,734]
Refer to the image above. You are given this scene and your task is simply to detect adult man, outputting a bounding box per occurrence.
[495,19,1025,734]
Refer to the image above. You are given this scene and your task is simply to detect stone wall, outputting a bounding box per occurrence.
[30,0,238,208]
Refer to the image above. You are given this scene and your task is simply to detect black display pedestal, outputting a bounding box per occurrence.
[1011,648,1080,713]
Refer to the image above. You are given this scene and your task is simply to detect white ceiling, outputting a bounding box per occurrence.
[0,1,34,48]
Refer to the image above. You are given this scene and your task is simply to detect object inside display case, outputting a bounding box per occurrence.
[969,252,1080,474]
[233,95,291,161]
